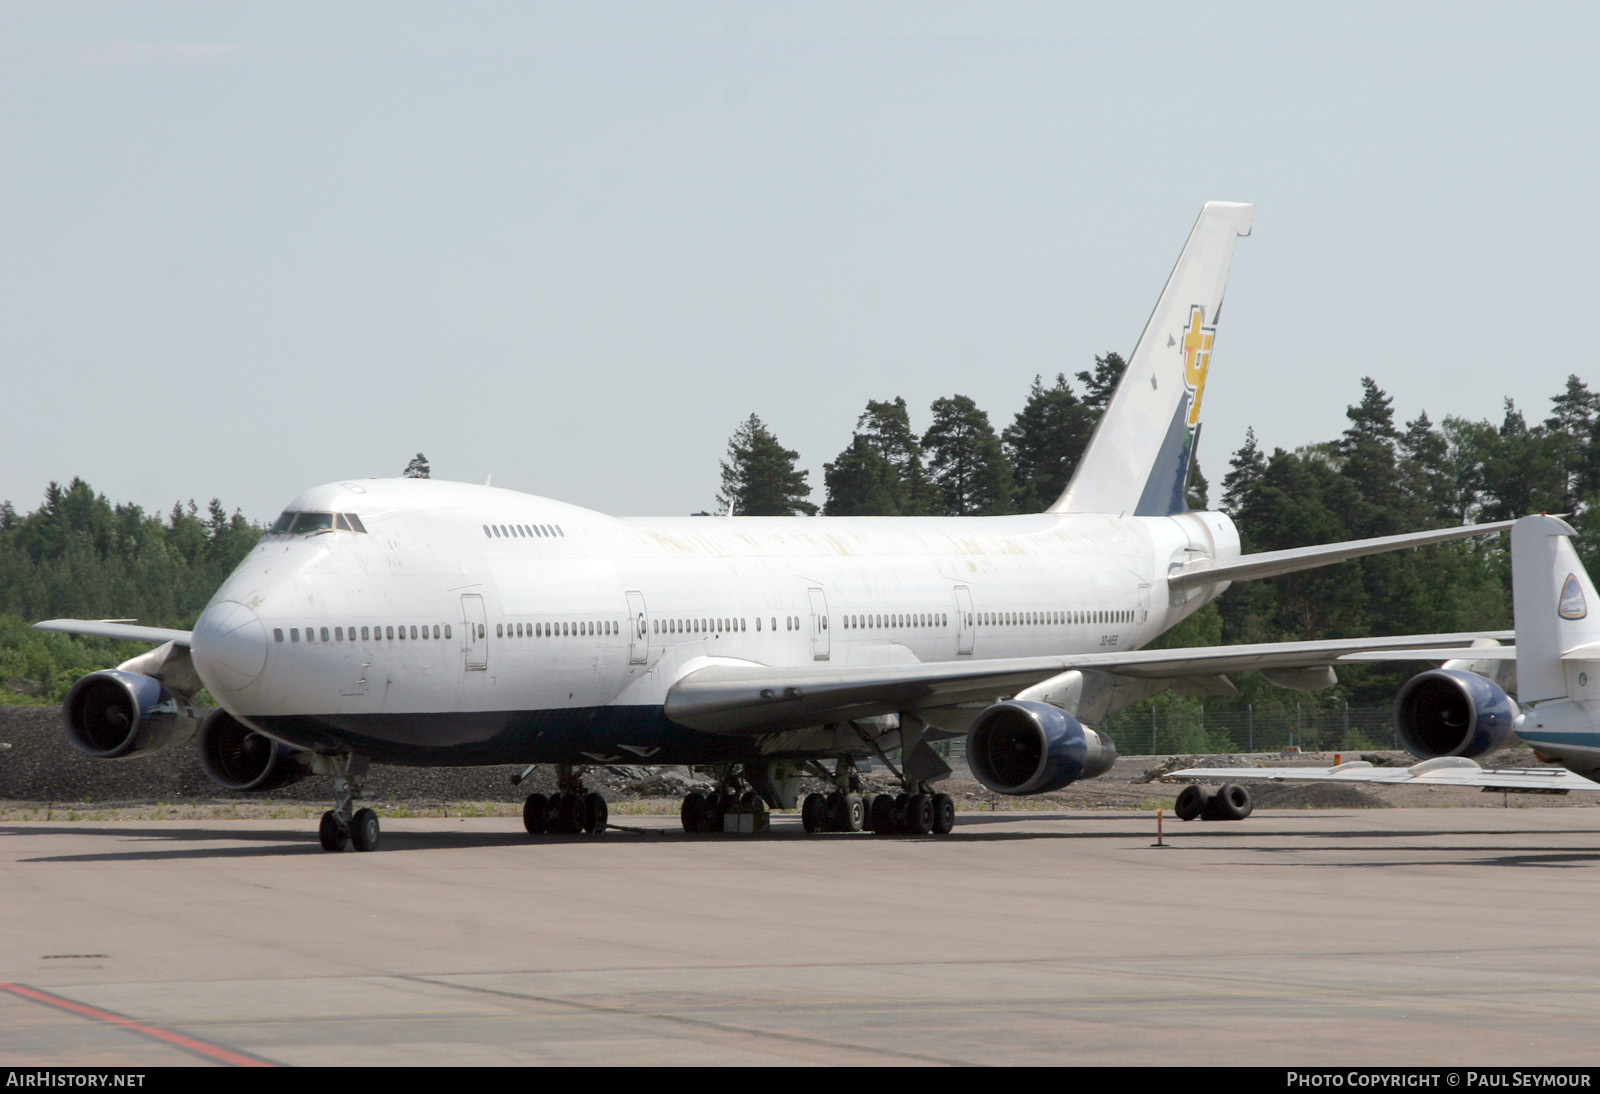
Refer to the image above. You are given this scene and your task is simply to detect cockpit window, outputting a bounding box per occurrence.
[290,512,335,534]
[269,511,366,536]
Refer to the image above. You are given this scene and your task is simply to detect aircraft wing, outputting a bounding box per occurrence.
[1162,756,1600,793]
[1167,520,1515,590]
[664,631,1512,735]
[33,619,195,646]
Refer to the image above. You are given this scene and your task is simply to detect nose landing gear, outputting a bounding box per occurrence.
[316,754,380,852]
[518,764,609,836]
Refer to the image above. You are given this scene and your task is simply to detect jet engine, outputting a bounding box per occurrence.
[62,670,203,759]
[198,709,311,792]
[1395,668,1520,760]
[965,700,1118,795]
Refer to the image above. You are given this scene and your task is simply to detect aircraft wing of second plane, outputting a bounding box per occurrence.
[1163,757,1600,793]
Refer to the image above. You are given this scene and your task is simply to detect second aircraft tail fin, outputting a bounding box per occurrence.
[1512,514,1600,704]
[1049,201,1254,516]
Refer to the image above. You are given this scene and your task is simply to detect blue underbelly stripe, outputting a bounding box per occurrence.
[247,705,767,767]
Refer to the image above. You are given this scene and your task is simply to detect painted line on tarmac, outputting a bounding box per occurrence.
[0,982,278,1067]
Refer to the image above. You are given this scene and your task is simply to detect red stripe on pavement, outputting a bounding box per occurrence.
[1,982,276,1067]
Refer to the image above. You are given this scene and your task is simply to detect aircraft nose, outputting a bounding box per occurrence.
[192,600,268,697]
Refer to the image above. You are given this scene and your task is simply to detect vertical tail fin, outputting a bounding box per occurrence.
[1050,201,1254,516]
[1512,514,1600,703]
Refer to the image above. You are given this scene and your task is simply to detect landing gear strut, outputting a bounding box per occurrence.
[519,764,608,836]
[316,754,380,852]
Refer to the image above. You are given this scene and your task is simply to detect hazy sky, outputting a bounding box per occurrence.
[3,2,1596,523]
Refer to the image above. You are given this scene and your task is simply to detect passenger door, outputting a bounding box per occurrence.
[954,585,975,655]
[625,590,651,665]
[807,587,831,661]
[460,594,488,671]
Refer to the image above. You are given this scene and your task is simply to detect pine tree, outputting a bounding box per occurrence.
[1398,411,1454,524]
[1076,352,1126,414]
[403,453,431,479]
[1002,373,1095,512]
[1480,399,1563,520]
[1545,375,1599,512]
[1222,427,1265,519]
[822,436,902,516]
[922,395,1015,516]
[824,398,939,516]
[717,414,817,516]
[1337,377,1403,537]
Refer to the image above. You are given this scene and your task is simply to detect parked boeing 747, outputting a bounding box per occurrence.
[38,202,1513,850]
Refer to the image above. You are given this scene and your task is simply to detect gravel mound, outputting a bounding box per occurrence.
[2,706,1586,812]
[0,706,694,805]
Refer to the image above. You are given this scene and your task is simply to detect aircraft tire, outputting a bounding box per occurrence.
[892,792,910,832]
[869,793,896,834]
[555,791,585,834]
[680,793,702,832]
[702,794,727,833]
[801,792,824,833]
[841,792,865,832]
[582,792,608,833]
[318,810,348,852]
[1174,784,1210,821]
[523,793,550,835]
[931,793,956,835]
[906,793,934,835]
[822,791,846,832]
[350,808,380,853]
[1211,784,1252,821]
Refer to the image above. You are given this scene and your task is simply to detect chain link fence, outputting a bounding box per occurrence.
[1098,704,1397,756]
[938,704,1398,763]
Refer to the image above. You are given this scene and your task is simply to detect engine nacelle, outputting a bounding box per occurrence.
[1395,669,1520,760]
[965,700,1118,795]
[62,670,203,759]
[198,709,311,792]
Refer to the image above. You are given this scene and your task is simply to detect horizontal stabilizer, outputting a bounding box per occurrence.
[1340,646,1517,662]
[1168,520,1514,590]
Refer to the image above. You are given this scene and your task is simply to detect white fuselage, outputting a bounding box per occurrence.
[190,479,1237,765]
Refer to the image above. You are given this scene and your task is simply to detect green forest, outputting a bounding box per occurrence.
[5,367,1600,747]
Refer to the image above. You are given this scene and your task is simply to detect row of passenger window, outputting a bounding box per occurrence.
[653,616,804,634]
[273,623,455,643]
[483,522,565,540]
[499,620,617,638]
[976,609,1133,627]
[497,616,805,639]
[846,613,949,629]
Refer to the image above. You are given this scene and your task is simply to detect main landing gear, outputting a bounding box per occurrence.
[317,754,380,852]
[798,758,956,836]
[680,767,770,834]
[520,764,609,835]
[1173,783,1253,821]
